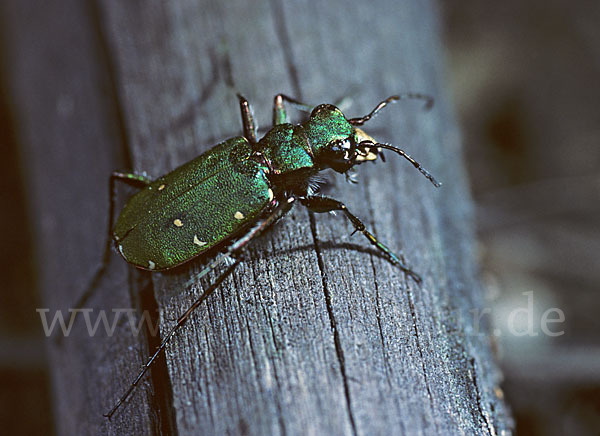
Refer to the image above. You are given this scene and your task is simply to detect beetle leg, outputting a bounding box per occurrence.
[237,94,257,144]
[273,94,313,125]
[111,171,152,187]
[107,172,152,260]
[67,172,152,318]
[300,195,422,283]
[108,171,152,245]
[181,196,295,290]
[105,197,296,419]
[103,258,241,420]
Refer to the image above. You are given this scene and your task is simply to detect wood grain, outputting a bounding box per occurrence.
[4,0,513,434]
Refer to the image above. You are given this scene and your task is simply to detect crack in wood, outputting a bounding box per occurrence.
[405,285,440,433]
[470,357,497,435]
[308,212,358,436]
[139,276,178,436]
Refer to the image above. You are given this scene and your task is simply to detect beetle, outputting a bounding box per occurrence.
[103,93,441,418]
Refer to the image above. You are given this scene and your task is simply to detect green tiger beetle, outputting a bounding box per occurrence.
[103,93,441,418]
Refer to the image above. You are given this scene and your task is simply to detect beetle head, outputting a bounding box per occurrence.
[317,127,385,174]
[304,100,441,187]
[305,104,384,174]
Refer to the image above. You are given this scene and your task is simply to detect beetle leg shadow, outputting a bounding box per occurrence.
[276,241,407,265]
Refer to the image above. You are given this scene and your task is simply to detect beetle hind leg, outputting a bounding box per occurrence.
[105,197,296,418]
[68,172,152,319]
[104,257,241,419]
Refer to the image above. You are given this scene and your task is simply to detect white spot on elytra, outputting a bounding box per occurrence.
[148,260,156,270]
[193,235,207,247]
[234,211,244,220]
[173,219,183,227]
[268,188,274,201]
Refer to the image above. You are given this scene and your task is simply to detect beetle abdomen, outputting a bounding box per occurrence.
[114,137,273,270]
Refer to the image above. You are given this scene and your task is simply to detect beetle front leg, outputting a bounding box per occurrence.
[237,94,257,144]
[300,195,422,283]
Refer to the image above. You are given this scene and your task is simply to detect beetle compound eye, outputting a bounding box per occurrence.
[328,138,355,160]
[320,138,358,174]
[340,139,352,151]
[335,137,355,151]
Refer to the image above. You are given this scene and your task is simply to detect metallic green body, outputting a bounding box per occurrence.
[259,124,313,173]
[113,102,377,271]
[114,137,273,270]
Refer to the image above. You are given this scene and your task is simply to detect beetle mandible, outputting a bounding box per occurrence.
[103,93,441,418]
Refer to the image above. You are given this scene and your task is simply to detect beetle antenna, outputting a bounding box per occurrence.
[348,93,433,126]
[372,142,441,187]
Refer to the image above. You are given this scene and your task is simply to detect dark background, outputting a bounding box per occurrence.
[442,1,600,434]
[0,0,598,434]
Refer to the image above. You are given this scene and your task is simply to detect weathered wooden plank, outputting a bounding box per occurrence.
[95,0,512,434]
[6,0,512,434]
